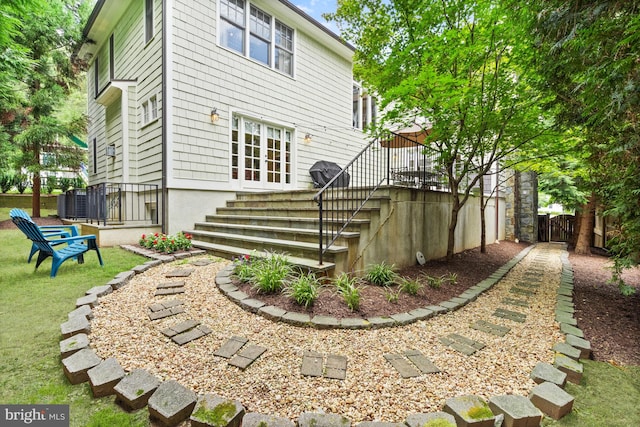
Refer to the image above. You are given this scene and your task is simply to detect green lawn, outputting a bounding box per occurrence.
[0,213,638,426]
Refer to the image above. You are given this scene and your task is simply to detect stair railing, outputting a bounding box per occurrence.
[313,131,440,265]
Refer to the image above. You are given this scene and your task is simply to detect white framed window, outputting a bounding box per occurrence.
[219,0,294,76]
[352,83,377,130]
[141,95,158,126]
[231,113,293,188]
[145,0,154,43]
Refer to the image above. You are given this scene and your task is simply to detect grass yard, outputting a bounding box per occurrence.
[0,209,638,426]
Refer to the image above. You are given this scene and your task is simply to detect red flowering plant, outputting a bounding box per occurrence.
[139,232,193,254]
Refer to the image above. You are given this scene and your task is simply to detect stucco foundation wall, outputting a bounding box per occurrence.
[353,189,506,272]
[166,188,237,235]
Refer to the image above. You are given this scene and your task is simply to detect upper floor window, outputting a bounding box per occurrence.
[353,84,377,130]
[145,0,154,43]
[219,0,294,76]
[141,95,158,126]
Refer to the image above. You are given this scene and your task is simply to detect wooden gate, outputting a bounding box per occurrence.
[538,214,575,242]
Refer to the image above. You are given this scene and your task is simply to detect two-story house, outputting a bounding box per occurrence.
[76,0,367,235]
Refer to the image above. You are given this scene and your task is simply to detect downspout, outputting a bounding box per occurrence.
[161,0,168,233]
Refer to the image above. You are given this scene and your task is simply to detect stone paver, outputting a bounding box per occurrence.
[190,394,245,427]
[87,357,125,397]
[229,344,266,370]
[114,368,161,411]
[440,334,485,356]
[553,342,581,360]
[300,351,324,377]
[324,354,348,380]
[404,349,440,374]
[509,287,536,297]
[214,336,249,359]
[529,382,574,420]
[470,320,511,337]
[62,348,102,384]
[60,315,91,339]
[148,299,185,320]
[161,319,200,338]
[493,308,526,323]
[489,395,543,427]
[553,354,583,384]
[384,353,421,378]
[165,268,195,277]
[565,335,592,359]
[501,297,529,308]
[242,413,296,427]
[530,362,567,388]
[443,395,495,427]
[148,380,197,426]
[60,333,90,358]
[172,325,212,346]
[298,412,351,427]
[405,412,457,427]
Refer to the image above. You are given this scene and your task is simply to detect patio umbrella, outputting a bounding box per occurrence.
[379,122,432,148]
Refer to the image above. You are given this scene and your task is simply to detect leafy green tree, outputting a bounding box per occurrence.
[0,0,90,216]
[531,1,640,294]
[328,0,556,259]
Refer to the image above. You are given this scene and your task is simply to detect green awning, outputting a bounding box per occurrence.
[69,134,88,149]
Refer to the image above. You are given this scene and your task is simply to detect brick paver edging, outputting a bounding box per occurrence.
[59,242,589,426]
[215,245,535,330]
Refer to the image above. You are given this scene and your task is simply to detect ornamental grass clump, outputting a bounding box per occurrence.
[365,262,397,286]
[139,232,192,254]
[333,272,361,311]
[248,252,293,293]
[284,272,320,308]
[397,276,423,295]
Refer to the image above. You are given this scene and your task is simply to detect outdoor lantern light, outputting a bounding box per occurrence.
[210,107,219,123]
[304,133,312,143]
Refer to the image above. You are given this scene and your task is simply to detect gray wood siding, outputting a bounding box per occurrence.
[87,0,163,186]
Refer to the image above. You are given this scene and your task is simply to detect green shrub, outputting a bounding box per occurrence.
[285,273,320,308]
[15,174,29,194]
[233,254,254,282]
[45,176,57,194]
[139,232,193,254]
[59,177,73,192]
[0,171,17,193]
[365,261,397,286]
[333,272,361,311]
[250,252,292,293]
[397,276,423,295]
[384,287,400,303]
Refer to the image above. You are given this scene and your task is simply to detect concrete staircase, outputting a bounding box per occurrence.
[184,189,391,276]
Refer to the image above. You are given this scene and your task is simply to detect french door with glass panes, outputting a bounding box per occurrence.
[231,115,292,190]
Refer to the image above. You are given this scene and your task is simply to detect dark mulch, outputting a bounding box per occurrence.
[4,216,638,365]
[570,250,640,366]
[234,240,531,319]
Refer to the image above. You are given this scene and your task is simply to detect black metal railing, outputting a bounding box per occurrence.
[313,131,445,265]
[81,182,159,226]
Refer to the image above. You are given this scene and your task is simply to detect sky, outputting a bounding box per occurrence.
[291,0,340,33]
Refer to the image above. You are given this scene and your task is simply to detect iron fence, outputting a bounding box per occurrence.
[313,131,445,265]
[79,182,160,226]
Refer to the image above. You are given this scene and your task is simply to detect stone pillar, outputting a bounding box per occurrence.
[503,170,538,243]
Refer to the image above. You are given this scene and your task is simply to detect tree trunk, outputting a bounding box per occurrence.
[447,196,461,261]
[574,195,595,255]
[479,177,487,253]
[32,172,41,218]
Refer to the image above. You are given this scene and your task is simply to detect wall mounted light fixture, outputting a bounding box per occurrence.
[210,107,220,123]
[304,133,312,143]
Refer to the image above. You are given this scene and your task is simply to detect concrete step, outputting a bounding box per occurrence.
[191,240,335,275]
[192,222,360,246]
[235,186,393,202]
[188,231,347,260]
[203,214,370,232]
[215,206,379,219]
[227,195,388,210]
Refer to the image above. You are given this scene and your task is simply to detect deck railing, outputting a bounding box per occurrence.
[81,182,159,226]
[313,131,444,265]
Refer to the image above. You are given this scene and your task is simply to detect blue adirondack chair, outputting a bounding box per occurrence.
[10,212,103,278]
[9,208,80,263]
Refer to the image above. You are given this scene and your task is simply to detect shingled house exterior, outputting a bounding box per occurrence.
[76,0,368,235]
